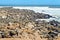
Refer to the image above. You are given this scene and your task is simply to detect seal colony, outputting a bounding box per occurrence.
[0,7,59,40]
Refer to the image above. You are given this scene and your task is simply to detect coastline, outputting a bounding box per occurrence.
[0,7,59,40]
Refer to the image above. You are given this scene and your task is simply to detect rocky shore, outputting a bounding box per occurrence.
[0,7,59,40]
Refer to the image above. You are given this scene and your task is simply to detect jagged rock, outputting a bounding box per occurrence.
[0,7,59,40]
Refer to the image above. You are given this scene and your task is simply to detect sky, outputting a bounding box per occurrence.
[0,0,60,6]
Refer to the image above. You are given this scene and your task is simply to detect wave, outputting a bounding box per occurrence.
[13,7,60,22]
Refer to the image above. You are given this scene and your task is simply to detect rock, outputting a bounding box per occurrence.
[0,7,59,40]
[9,30,17,37]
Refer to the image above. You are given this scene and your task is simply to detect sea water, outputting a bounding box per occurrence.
[43,10,60,22]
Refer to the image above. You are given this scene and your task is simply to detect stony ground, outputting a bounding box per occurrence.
[0,7,59,40]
